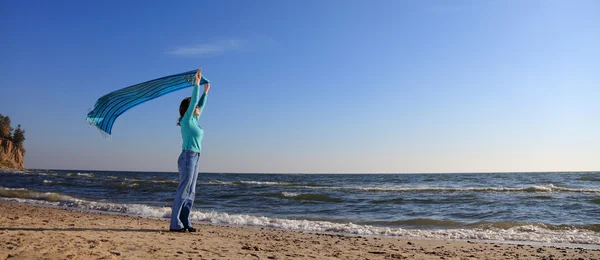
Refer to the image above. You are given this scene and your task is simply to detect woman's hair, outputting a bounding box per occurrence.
[177,97,192,126]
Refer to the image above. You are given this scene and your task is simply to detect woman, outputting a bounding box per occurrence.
[170,68,210,232]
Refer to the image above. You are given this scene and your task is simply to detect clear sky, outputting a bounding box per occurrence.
[1,0,598,173]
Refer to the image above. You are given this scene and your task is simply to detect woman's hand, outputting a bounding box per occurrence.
[204,83,210,93]
[195,68,202,86]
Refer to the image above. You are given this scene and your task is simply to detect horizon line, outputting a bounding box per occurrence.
[19,168,600,175]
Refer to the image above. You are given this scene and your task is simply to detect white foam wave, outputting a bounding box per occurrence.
[115,181,139,188]
[0,194,171,218]
[206,180,294,186]
[35,171,59,177]
[147,180,178,184]
[5,170,47,176]
[204,181,599,193]
[282,192,299,197]
[0,187,27,191]
[345,184,598,193]
[118,179,177,186]
[0,187,69,201]
[207,180,227,185]
[311,184,599,194]
[316,184,598,194]
[2,194,599,246]
[2,197,61,207]
[189,212,600,245]
[63,172,95,177]
[2,170,24,173]
[238,180,290,185]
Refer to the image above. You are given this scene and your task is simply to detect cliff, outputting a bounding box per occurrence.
[0,138,24,169]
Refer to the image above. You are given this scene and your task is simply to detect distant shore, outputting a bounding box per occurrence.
[1,202,599,259]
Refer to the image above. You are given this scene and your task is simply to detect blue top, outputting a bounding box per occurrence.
[180,84,207,153]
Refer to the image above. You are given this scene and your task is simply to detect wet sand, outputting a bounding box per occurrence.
[1,202,599,259]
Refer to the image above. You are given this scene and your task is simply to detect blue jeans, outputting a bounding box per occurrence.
[170,150,200,229]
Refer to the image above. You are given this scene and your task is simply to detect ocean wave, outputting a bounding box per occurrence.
[120,178,177,184]
[1,193,599,245]
[371,198,404,204]
[4,170,56,176]
[176,212,600,245]
[147,179,178,184]
[113,182,140,189]
[282,192,299,197]
[363,218,600,233]
[0,187,27,191]
[342,184,600,193]
[469,222,600,233]
[370,198,438,204]
[203,181,600,194]
[258,192,344,203]
[66,172,95,178]
[205,180,325,187]
[41,180,75,187]
[0,187,68,202]
[365,218,463,228]
[214,194,243,199]
[115,179,178,188]
[578,176,600,182]
[235,180,292,186]
[207,180,296,186]
[0,188,170,217]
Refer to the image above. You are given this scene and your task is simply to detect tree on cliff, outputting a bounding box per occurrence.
[0,113,26,153]
[0,114,13,139]
[12,125,26,153]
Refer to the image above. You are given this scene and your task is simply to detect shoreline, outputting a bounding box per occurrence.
[3,196,600,249]
[23,201,600,250]
[1,202,599,259]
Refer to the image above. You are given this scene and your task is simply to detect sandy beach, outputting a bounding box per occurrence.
[0,202,598,259]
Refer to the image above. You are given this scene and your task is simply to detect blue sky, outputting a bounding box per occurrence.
[1,0,598,173]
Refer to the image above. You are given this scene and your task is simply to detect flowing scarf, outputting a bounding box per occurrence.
[87,70,209,138]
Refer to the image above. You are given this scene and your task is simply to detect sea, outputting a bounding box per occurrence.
[1,170,599,248]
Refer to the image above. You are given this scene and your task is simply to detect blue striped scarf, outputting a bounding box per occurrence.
[87,70,209,138]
